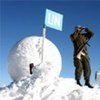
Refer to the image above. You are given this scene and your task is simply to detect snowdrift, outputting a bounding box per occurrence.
[0,73,100,100]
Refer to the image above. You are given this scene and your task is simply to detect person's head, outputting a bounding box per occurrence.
[74,25,81,31]
[75,25,85,31]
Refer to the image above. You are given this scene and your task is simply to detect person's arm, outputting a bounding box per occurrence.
[70,27,85,41]
[70,29,82,41]
[83,28,94,39]
[70,31,78,42]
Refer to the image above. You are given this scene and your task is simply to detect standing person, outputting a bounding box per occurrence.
[70,25,94,88]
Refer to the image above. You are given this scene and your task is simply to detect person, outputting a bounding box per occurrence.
[70,25,94,88]
[29,63,34,74]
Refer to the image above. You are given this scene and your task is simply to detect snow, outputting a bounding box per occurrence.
[8,36,62,81]
[2,36,99,100]
[0,63,100,100]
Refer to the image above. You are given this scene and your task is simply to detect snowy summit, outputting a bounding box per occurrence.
[0,63,100,100]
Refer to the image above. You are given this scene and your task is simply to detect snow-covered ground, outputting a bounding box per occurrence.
[0,70,100,100]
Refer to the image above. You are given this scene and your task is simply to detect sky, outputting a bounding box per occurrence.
[0,0,100,87]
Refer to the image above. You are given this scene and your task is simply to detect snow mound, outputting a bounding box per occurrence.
[0,64,100,100]
[8,36,62,81]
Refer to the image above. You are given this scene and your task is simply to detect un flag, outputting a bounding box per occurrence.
[45,9,63,31]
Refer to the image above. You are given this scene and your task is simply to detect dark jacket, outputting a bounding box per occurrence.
[70,28,94,58]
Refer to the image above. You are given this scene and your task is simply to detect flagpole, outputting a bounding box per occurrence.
[41,24,46,63]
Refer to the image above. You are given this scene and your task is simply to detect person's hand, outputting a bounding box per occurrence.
[74,25,85,32]
[78,26,85,30]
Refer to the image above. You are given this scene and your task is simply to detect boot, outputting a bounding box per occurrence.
[76,80,82,86]
[85,80,94,88]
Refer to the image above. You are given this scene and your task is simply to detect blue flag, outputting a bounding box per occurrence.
[45,9,63,31]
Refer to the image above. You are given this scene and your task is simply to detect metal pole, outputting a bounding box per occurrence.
[41,25,46,63]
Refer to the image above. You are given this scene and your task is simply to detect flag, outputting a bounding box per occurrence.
[45,9,63,31]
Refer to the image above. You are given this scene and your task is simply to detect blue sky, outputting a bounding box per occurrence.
[0,0,100,87]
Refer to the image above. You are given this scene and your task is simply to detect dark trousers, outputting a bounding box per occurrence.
[74,55,91,81]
